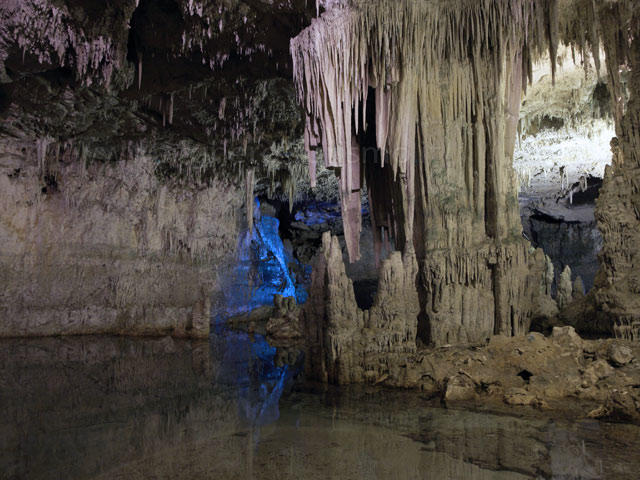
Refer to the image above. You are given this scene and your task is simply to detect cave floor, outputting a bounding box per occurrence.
[2,330,640,480]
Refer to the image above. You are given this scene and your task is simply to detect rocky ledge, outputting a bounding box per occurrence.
[380,327,640,424]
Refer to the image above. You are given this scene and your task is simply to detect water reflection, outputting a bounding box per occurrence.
[2,334,640,479]
[5,202,637,478]
[211,321,300,441]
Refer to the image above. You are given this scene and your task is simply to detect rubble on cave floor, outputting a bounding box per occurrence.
[381,327,640,424]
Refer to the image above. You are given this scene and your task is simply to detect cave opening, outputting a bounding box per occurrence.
[514,52,614,295]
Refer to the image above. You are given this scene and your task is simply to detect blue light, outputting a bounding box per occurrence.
[294,201,342,226]
[211,320,299,431]
[222,198,309,314]
[210,198,309,447]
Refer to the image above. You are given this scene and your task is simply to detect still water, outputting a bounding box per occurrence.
[2,327,640,480]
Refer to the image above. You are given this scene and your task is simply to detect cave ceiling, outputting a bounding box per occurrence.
[0,0,636,193]
[0,0,315,185]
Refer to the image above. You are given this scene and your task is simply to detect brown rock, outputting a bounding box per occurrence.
[444,374,476,402]
[551,326,582,344]
[608,343,634,367]
[582,359,615,385]
[504,388,539,407]
[586,405,611,419]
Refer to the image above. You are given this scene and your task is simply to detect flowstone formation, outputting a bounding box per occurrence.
[0,147,241,338]
[591,3,640,341]
[292,0,555,354]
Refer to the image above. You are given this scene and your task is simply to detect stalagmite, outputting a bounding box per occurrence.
[557,265,573,309]
[573,276,585,300]
[303,232,419,384]
[560,166,568,190]
[544,255,555,297]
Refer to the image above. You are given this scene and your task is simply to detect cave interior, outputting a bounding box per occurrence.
[2,0,640,478]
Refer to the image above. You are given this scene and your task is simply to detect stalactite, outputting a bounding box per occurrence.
[168,93,174,125]
[36,136,53,180]
[291,0,561,262]
[375,87,391,166]
[246,168,255,233]
[3,0,120,87]
[304,116,320,187]
[291,0,565,348]
[339,135,362,262]
[545,0,560,85]
[219,97,226,120]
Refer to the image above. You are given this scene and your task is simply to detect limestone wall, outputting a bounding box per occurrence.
[0,141,241,337]
[592,3,640,340]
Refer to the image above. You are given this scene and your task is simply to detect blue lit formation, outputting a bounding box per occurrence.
[294,201,342,226]
[294,200,369,226]
[223,198,308,315]
[213,198,309,441]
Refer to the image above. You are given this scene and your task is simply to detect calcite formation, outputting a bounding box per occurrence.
[0,141,241,337]
[292,0,553,351]
[592,2,640,341]
[0,0,133,87]
[303,232,419,384]
[557,265,574,309]
[0,0,318,337]
[0,0,639,361]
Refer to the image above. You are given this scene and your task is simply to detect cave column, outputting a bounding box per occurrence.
[593,4,640,340]
[292,1,547,350]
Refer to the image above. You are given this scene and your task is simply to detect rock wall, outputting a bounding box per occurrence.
[0,141,241,337]
[592,3,640,340]
[303,232,419,384]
